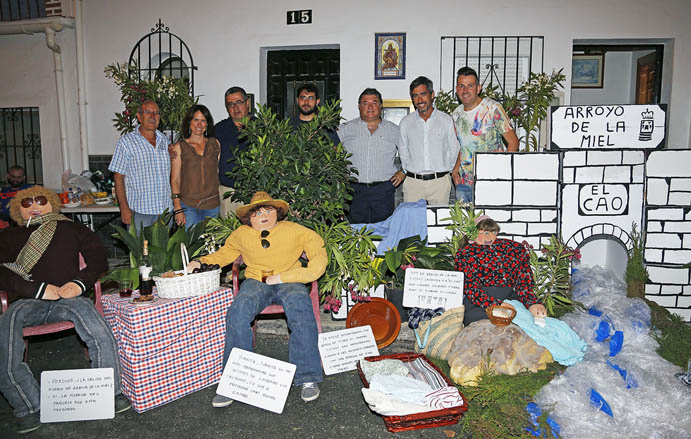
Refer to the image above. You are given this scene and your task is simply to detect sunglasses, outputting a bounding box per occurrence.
[261,230,270,249]
[21,196,48,208]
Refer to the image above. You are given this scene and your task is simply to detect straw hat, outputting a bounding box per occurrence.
[236,191,289,218]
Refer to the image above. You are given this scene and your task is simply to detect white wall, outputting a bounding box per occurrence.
[0,29,80,189]
[571,51,632,105]
[3,0,684,186]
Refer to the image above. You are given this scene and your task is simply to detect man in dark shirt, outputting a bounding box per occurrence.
[288,83,340,146]
[0,165,32,227]
[215,86,252,217]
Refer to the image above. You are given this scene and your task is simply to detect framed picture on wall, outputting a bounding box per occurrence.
[572,54,604,88]
[382,99,414,125]
[375,33,406,80]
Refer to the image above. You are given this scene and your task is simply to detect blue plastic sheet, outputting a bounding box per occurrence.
[609,331,624,357]
[595,321,611,342]
[606,360,638,389]
[589,389,613,417]
[525,402,561,438]
[588,307,603,317]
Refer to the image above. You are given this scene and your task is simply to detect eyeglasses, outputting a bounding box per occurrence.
[139,110,160,116]
[260,230,270,249]
[478,230,498,236]
[226,100,247,108]
[21,196,48,208]
[298,95,317,101]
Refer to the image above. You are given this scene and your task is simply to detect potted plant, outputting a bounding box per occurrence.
[440,200,484,258]
[104,61,197,137]
[311,221,381,317]
[625,222,648,299]
[104,211,211,287]
[380,235,454,319]
[523,235,581,316]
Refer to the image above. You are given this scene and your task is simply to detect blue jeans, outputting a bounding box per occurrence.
[455,184,473,204]
[132,211,160,230]
[0,297,122,417]
[223,279,322,385]
[180,201,220,229]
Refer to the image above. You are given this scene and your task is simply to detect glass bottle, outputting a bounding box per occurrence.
[139,240,153,296]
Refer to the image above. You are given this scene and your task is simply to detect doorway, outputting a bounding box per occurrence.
[265,48,340,120]
[577,236,628,281]
[571,44,664,106]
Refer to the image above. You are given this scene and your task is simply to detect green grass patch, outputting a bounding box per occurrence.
[647,299,691,369]
[430,358,566,439]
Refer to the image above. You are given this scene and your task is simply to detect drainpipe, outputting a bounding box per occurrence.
[45,27,71,172]
[75,0,89,170]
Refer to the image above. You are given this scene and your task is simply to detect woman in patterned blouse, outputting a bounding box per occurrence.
[455,215,547,325]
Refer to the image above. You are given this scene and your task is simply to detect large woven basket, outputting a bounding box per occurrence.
[153,244,220,299]
[357,352,468,433]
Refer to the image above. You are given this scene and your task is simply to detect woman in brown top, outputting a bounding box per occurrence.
[170,104,221,229]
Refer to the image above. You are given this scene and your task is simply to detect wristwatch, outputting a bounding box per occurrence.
[171,194,181,199]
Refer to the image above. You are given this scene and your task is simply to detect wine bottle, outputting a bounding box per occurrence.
[139,240,153,296]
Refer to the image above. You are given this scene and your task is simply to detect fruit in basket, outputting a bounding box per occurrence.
[160,271,183,278]
[192,263,220,274]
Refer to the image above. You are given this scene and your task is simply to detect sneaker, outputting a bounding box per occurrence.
[16,413,40,434]
[300,382,320,402]
[212,394,234,408]
[115,394,132,414]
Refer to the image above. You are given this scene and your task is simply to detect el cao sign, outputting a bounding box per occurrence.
[578,184,629,216]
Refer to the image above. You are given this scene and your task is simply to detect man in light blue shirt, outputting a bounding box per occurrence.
[109,100,172,230]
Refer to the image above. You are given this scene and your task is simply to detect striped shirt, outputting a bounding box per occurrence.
[399,108,460,174]
[108,127,173,215]
[337,118,400,183]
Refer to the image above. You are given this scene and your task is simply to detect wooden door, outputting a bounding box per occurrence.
[266,49,340,119]
[635,52,657,104]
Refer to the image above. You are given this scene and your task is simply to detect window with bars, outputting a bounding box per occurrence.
[0,107,42,185]
[439,36,544,96]
[0,0,46,21]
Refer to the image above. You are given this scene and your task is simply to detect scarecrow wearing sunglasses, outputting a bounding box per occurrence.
[0,186,130,434]
[455,215,547,325]
[188,191,327,407]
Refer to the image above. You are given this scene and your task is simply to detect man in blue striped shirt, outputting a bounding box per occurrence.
[109,100,173,230]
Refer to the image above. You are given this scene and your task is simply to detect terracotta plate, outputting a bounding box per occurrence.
[346,297,401,348]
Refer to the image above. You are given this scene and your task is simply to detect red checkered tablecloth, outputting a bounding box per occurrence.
[102,287,234,412]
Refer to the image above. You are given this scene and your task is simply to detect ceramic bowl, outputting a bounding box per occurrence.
[346,297,401,348]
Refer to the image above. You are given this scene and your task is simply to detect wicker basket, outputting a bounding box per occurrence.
[153,244,220,299]
[357,352,468,433]
[485,304,517,327]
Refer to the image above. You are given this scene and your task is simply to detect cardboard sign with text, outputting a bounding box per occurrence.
[402,268,464,309]
[40,368,114,423]
[318,326,379,375]
[216,349,296,414]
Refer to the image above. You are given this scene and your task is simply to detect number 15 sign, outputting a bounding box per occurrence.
[287,10,312,25]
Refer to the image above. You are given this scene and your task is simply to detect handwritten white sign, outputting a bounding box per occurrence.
[403,268,464,309]
[40,368,114,423]
[318,326,379,375]
[551,104,666,149]
[216,349,296,414]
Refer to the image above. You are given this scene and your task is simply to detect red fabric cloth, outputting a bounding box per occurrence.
[454,238,538,308]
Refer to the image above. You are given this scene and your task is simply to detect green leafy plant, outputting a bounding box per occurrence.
[228,100,355,225]
[440,200,484,258]
[104,211,210,287]
[203,215,242,252]
[310,221,381,312]
[524,235,580,316]
[104,61,197,136]
[381,235,454,290]
[625,222,648,299]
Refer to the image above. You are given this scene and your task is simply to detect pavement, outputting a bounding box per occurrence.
[0,310,472,439]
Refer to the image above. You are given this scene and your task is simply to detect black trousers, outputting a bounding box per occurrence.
[463,286,518,326]
[348,181,395,224]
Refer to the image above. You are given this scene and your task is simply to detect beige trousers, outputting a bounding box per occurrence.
[402,175,452,205]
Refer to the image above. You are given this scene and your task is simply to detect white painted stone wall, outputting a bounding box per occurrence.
[424,150,691,321]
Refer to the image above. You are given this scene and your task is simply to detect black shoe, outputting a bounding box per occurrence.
[115,394,132,414]
[16,413,40,434]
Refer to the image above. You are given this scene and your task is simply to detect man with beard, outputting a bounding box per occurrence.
[1,166,32,227]
[288,83,340,146]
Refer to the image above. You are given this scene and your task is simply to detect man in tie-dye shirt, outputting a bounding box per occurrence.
[451,67,518,203]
